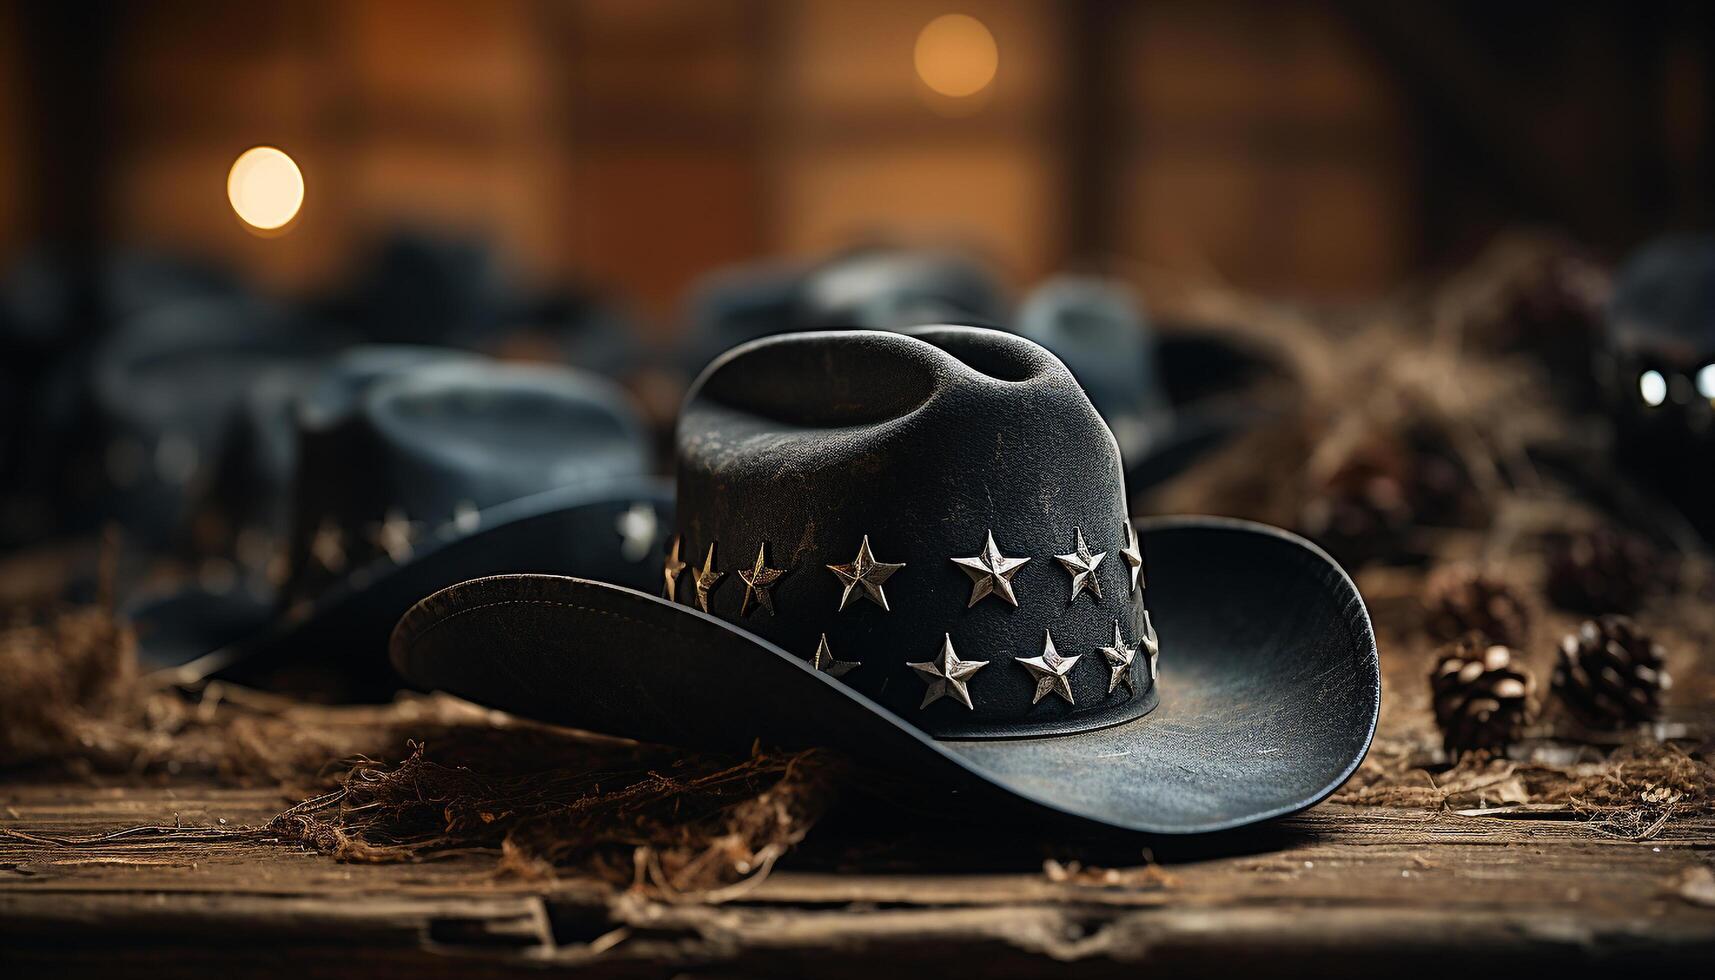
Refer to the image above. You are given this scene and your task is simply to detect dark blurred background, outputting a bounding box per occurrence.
[3,0,1710,329]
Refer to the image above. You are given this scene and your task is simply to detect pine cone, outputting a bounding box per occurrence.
[1552,615,1673,727]
[1465,240,1608,359]
[1545,529,1667,614]
[1495,254,1606,353]
[1301,426,1481,567]
[1431,634,1536,755]
[1300,437,1413,565]
[1425,567,1531,648]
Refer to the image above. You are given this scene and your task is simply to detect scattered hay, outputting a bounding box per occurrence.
[1332,739,1712,839]
[0,602,525,786]
[1042,857,1177,889]
[0,596,847,896]
[268,740,843,896]
[0,604,140,771]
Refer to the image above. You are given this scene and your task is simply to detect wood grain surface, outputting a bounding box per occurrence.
[4,778,1713,976]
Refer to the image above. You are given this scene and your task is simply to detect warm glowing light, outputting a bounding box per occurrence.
[914,14,998,98]
[1698,364,1715,401]
[1639,369,1667,407]
[227,146,304,231]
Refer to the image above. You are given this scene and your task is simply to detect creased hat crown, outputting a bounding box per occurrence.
[673,326,1155,738]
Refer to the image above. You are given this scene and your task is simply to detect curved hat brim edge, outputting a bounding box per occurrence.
[389,515,1380,836]
[141,474,675,689]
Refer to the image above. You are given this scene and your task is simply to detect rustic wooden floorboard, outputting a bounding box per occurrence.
[4,782,1713,976]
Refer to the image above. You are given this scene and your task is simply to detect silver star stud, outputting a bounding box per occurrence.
[616,502,659,562]
[1141,609,1160,683]
[371,508,421,564]
[310,518,346,574]
[1054,526,1105,603]
[1017,629,1081,705]
[692,542,724,613]
[1120,522,1145,596]
[908,633,988,709]
[810,633,859,678]
[1098,620,1136,696]
[662,535,687,600]
[950,530,1030,608]
[737,542,787,616]
[827,535,905,612]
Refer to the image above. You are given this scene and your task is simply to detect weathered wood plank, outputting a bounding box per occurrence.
[4,780,1713,976]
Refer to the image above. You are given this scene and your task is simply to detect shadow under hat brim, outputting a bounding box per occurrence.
[136,475,673,699]
[390,516,1379,835]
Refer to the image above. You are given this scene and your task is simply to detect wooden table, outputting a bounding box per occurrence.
[4,776,1713,976]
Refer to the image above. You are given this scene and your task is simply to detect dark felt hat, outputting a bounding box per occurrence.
[327,229,643,378]
[76,293,340,548]
[1013,277,1169,472]
[392,327,1378,834]
[133,348,672,699]
[678,248,1007,377]
[1012,276,1291,495]
[1,248,320,547]
[1599,235,1715,538]
[792,246,1007,331]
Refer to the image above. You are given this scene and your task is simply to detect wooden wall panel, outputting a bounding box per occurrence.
[779,0,1061,116]
[776,142,1053,286]
[1116,0,1414,297]
[773,0,1063,284]
[565,146,766,330]
[13,0,1432,319]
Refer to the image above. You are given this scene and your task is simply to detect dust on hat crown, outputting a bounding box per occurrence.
[666,326,1158,738]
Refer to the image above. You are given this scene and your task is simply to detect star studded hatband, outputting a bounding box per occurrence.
[658,518,1155,736]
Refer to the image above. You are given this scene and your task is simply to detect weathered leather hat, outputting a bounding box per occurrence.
[394,327,1377,833]
[134,348,671,699]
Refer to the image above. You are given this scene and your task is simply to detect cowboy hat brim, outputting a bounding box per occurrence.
[390,515,1378,834]
[134,476,674,699]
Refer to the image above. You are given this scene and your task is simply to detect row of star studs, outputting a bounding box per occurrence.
[662,524,1146,615]
[809,621,1159,710]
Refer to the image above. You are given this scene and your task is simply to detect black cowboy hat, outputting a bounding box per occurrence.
[1,248,248,544]
[132,347,672,699]
[676,247,1007,378]
[392,327,1378,834]
[1598,234,1715,541]
[1012,276,1290,496]
[325,228,644,377]
[36,289,341,550]
[1013,277,1169,474]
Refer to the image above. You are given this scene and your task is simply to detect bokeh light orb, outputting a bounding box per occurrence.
[227,146,304,231]
[1639,369,1668,407]
[914,14,999,99]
